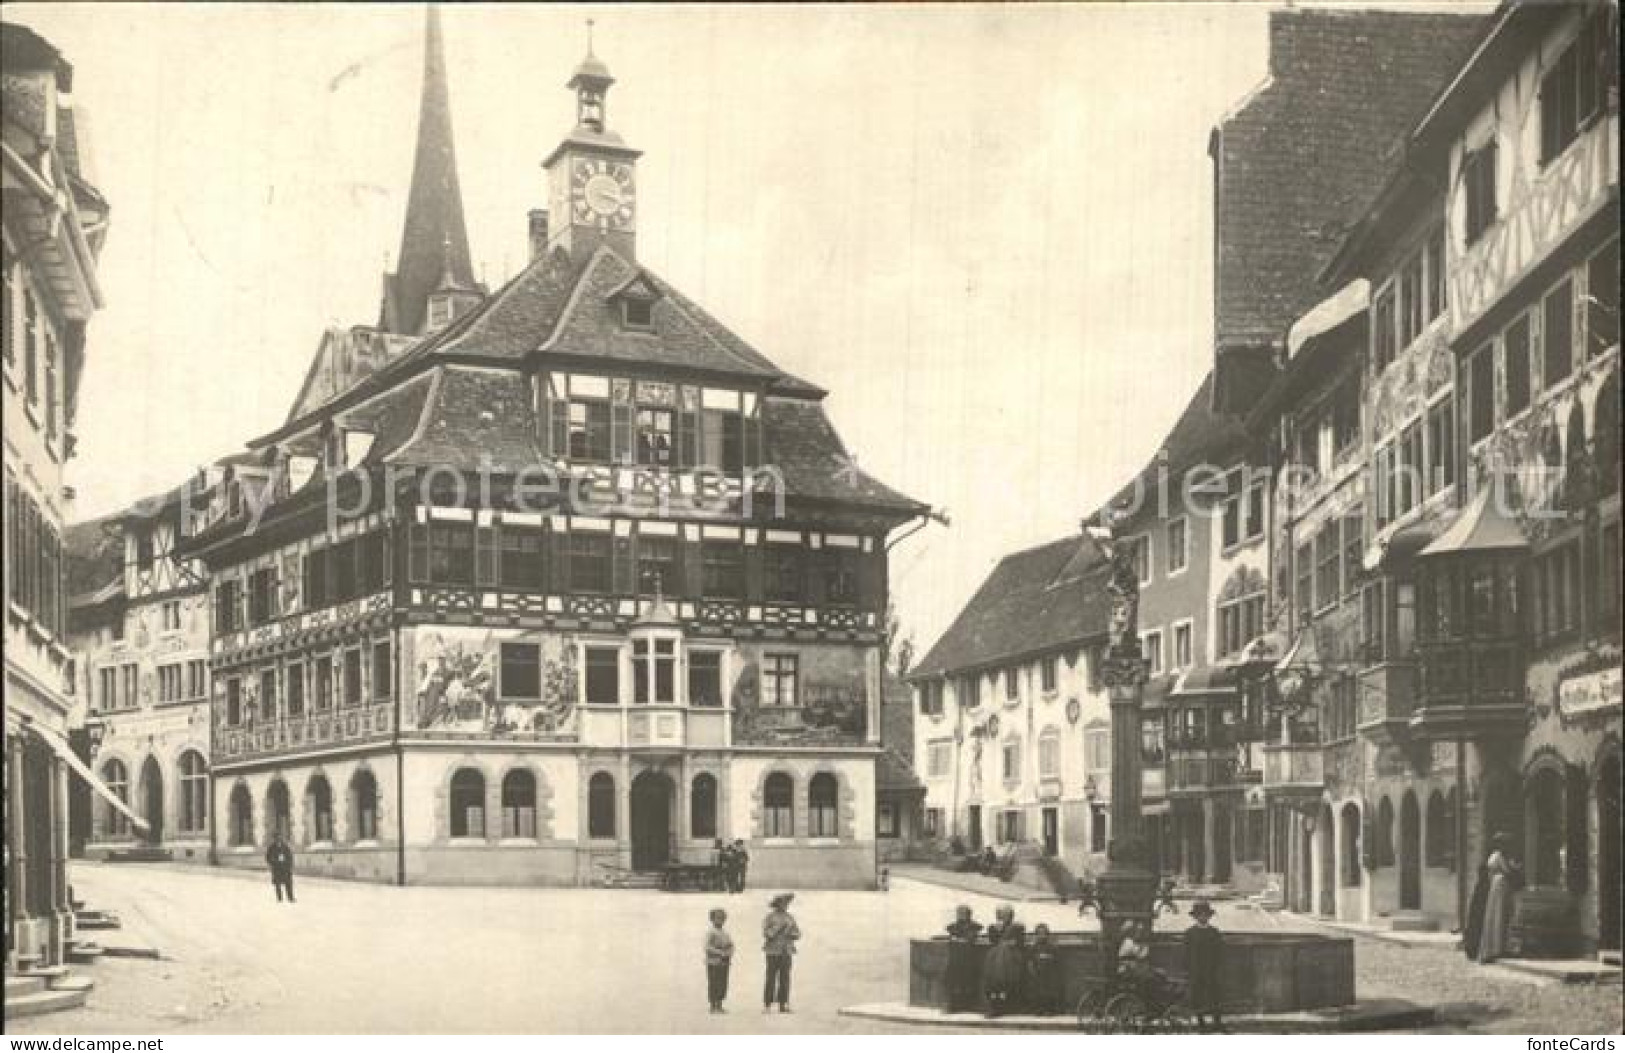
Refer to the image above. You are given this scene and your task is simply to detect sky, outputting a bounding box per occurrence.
[14,1,1283,656]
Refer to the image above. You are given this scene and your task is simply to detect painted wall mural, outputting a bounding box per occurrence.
[407,626,578,737]
[730,643,868,746]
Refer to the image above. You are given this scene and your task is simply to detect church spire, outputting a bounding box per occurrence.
[380,4,479,337]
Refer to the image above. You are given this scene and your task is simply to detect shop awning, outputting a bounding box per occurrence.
[22,719,149,835]
[1171,664,1244,698]
[1363,516,1448,574]
[1422,486,1529,557]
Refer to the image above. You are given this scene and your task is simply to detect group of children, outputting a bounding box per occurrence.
[702,891,801,1014]
[943,898,1227,1031]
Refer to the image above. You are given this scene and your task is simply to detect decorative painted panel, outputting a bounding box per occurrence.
[404,625,578,738]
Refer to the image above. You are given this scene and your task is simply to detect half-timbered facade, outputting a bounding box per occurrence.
[180,14,925,889]
[67,474,220,864]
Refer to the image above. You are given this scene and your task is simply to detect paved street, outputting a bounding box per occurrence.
[10,862,1620,1034]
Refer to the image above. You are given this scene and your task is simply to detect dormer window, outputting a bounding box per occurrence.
[622,297,653,329]
[609,272,661,331]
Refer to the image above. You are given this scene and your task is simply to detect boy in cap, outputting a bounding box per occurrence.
[1185,898,1225,1032]
[762,893,801,1012]
[704,908,735,1013]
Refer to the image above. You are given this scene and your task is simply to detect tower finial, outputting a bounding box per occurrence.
[586,17,595,55]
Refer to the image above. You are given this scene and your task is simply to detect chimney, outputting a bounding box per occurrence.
[528,209,549,262]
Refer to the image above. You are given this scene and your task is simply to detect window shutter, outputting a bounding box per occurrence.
[677,405,699,470]
[612,534,634,594]
[551,526,572,590]
[475,526,497,587]
[859,544,883,610]
[743,537,763,602]
[611,385,634,464]
[682,529,703,598]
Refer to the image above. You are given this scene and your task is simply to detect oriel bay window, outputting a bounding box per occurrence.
[408,519,475,586]
[1416,532,1527,723]
[632,637,677,704]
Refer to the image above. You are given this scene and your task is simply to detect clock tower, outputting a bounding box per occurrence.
[543,41,640,264]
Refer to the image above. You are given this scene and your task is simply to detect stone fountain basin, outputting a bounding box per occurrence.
[909,930,1355,1014]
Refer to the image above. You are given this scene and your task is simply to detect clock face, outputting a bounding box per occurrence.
[571,158,635,231]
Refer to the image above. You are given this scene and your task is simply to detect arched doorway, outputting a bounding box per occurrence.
[1399,791,1422,910]
[1526,766,1565,887]
[139,756,164,846]
[1597,751,1621,953]
[630,770,674,871]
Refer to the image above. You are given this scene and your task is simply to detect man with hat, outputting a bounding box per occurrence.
[762,893,801,1012]
[1184,898,1224,1032]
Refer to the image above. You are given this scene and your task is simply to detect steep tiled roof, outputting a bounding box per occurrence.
[1211,7,1486,408]
[877,748,926,796]
[64,515,122,603]
[911,534,1110,680]
[385,367,543,473]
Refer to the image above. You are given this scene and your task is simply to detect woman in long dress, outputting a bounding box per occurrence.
[1465,833,1520,963]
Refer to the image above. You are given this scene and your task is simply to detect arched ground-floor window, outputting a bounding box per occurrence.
[808,772,839,837]
[763,772,794,837]
[179,751,208,834]
[308,774,334,843]
[588,771,616,838]
[502,769,537,838]
[351,769,379,841]
[1340,802,1362,888]
[229,784,254,847]
[450,768,485,838]
[691,772,717,840]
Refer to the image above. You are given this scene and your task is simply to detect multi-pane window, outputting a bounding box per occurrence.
[762,773,794,837]
[1085,728,1111,772]
[1166,518,1187,574]
[249,566,277,626]
[1426,226,1447,322]
[1544,279,1574,390]
[701,538,743,599]
[568,398,612,461]
[122,664,138,711]
[632,637,677,704]
[285,661,305,716]
[179,751,208,834]
[259,669,279,719]
[500,642,542,699]
[1142,629,1164,676]
[1331,380,1361,455]
[161,600,181,632]
[1469,345,1494,442]
[1341,512,1365,599]
[825,547,861,605]
[1001,739,1021,782]
[499,523,546,590]
[1533,541,1583,643]
[808,773,839,837]
[1540,8,1614,164]
[1131,534,1151,584]
[310,777,334,842]
[1463,140,1498,245]
[635,534,677,595]
[225,677,242,725]
[927,742,952,779]
[688,650,723,707]
[102,760,129,838]
[588,772,616,837]
[449,769,485,838]
[763,543,803,602]
[1505,312,1532,417]
[501,770,537,839]
[99,667,118,712]
[158,664,183,703]
[584,646,619,704]
[343,648,363,706]
[1004,667,1018,701]
[314,655,334,710]
[352,770,379,840]
[1038,732,1060,778]
[372,641,391,702]
[692,773,720,840]
[1399,254,1425,350]
[215,578,241,634]
[1040,656,1058,693]
[569,531,612,593]
[701,393,745,473]
[1588,242,1620,359]
[762,653,799,707]
[634,406,674,466]
[1373,284,1397,372]
[1218,593,1265,658]
[430,523,474,586]
[1295,542,1315,619]
[1427,400,1456,497]
[1172,622,1193,670]
[1398,422,1423,518]
[1315,525,1340,612]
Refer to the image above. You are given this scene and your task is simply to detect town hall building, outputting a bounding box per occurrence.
[179,10,926,889]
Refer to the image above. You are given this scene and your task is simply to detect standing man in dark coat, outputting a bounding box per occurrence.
[1184,899,1224,1032]
[266,834,295,903]
[730,838,751,893]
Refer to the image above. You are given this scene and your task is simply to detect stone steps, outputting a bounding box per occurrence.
[4,968,95,1021]
[67,941,106,964]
